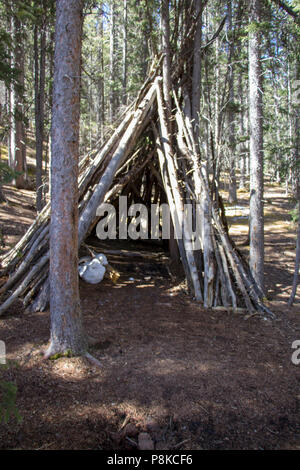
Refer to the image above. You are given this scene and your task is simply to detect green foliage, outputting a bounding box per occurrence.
[236,134,250,145]
[293,0,300,13]
[0,162,21,185]
[16,6,36,22]
[0,364,22,424]
[226,101,241,114]
[0,30,19,87]
[49,349,73,360]
[245,21,272,35]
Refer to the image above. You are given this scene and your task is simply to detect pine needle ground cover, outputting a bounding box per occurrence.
[0,183,299,450]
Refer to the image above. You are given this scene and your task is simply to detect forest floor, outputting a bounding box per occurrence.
[0,182,300,450]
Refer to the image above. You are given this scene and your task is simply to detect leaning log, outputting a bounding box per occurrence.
[78,79,158,245]
[156,78,202,301]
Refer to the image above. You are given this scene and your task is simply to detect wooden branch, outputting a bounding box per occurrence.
[0,253,49,316]
[271,0,299,20]
[0,225,49,295]
[201,16,227,51]
[84,352,102,369]
[78,80,158,246]
[1,203,50,272]
[155,81,203,301]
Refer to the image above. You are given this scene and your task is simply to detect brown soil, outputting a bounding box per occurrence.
[0,183,300,450]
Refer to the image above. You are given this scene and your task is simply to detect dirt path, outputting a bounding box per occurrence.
[0,184,300,450]
[227,184,299,305]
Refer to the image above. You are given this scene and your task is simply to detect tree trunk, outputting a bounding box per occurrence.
[109,0,116,124]
[34,18,46,213]
[9,11,27,189]
[289,202,300,306]
[97,5,105,140]
[0,185,6,203]
[239,80,246,190]
[122,0,128,106]
[192,0,203,148]
[161,0,181,268]
[227,1,237,204]
[78,81,157,245]
[161,0,172,121]
[288,61,300,305]
[45,0,87,358]
[248,0,264,295]
[214,36,220,174]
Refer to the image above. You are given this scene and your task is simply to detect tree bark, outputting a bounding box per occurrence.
[161,0,172,121]
[289,202,300,306]
[238,80,246,190]
[122,0,128,106]
[248,0,264,295]
[288,62,300,305]
[96,3,105,140]
[34,16,46,213]
[161,0,180,266]
[9,10,27,189]
[78,81,157,245]
[109,0,116,123]
[192,0,203,148]
[227,1,237,204]
[156,80,203,301]
[46,0,87,358]
[0,185,6,203]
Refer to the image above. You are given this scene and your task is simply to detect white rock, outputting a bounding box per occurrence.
[78,254,108,284]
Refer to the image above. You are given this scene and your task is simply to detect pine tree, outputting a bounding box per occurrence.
[248,0,265,294]
[45,0,87,358]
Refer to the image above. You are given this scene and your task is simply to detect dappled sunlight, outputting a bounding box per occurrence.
[147,357,214,375]
[222,181,300,304]
[1,272,300,449]
[229,223,249,235]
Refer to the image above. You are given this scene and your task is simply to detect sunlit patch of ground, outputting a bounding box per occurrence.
[222,181,299,306]
[0,185,36,254]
